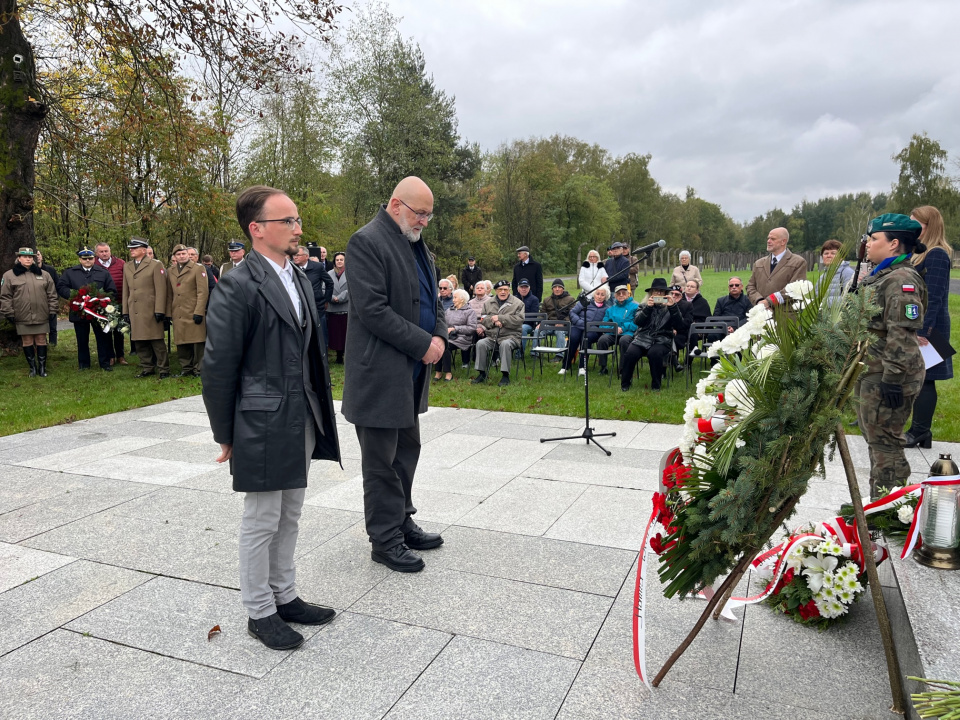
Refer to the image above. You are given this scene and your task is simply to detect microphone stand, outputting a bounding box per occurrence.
[540,247,659,455]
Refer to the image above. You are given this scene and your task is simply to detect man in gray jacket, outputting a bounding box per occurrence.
[203,185,341,650]
[472,280,525,386]
[342,177,447,573]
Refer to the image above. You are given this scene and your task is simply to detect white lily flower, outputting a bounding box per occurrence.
[802,552,839,593]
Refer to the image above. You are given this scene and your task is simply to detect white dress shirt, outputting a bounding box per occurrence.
[263,255,302,321]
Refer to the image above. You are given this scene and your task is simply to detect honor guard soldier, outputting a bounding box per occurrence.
[857,213,928,499]
[56,245,117,371]
[220,240,245,277]
[166,243,209,376]
[122,237,170,378]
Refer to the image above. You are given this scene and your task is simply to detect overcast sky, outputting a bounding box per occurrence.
[376,0,960,222]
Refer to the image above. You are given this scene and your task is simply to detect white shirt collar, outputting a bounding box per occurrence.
[772,250,787,263]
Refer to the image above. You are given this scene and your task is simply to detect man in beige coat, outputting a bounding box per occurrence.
[123,237,170,378]
[166,243,208,376]
[746,227,808,309]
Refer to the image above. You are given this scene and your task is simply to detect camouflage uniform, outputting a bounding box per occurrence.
[855,259,926,498]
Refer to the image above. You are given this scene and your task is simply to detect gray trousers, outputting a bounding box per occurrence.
[355,420,420,550]
[239,415,315,618]
[475,335,520,373]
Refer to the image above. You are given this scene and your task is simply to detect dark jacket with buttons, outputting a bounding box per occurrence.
[202,250,340,492]
[57,264,117,322]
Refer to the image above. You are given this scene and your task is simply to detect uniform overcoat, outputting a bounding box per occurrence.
[166,260,208,344]
[202,250,340,492]
[123,258,167,341]
[341,207,446,428]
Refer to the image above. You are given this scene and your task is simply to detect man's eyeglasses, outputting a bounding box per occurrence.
[398,199,434,222]
[255,217,303,228]
[729,283,741,287]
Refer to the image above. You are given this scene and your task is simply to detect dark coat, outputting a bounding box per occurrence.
[917,247,953,381]
[202,250,340,492]
[512,259,543,301]
[569,299,609,330]
[38,262,59,288]
[604,256,631,289]
[342,206,447,428]
[631,303,685,350]
[713,293,753,325]
[542,290,576,321]
[518,292,540,316]
[302,260,333,318]
[460,264,483,296]
[682,293,711,323]
[57,264,117,322]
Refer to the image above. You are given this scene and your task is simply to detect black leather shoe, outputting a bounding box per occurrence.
[247,613,304,650]
[498,375,510,387]
[471,373,486,384]
[403,523,444,550]
[371,544,425,572]
[158,372,171,379]
[135,370,156,378]
[904,431,933,449]
[276,597,336,626]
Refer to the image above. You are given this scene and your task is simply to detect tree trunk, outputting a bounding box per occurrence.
[0,1,46,348]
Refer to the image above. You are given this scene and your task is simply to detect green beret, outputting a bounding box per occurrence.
[867,213,922,240]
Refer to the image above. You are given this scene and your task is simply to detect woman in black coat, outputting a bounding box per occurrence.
[620,278,685,392]
[904,206,953,448]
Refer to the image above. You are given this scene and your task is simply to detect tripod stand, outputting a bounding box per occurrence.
[540,242,662,455]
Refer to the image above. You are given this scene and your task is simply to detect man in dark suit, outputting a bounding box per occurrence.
[293,245,333,352]
[511,245,543,301]
[203,185,341,651]
[460,256,482,297]
[745,227,808,310]
[342,176,447,573]
[57,246,117,371]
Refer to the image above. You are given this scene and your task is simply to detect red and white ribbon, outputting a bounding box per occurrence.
[901,475,960,558]
[632,503,658,689]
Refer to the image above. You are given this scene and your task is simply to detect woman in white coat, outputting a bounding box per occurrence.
[578,249,607,298]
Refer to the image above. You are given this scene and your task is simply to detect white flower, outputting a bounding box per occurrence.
[842,576,863,593]
[817,539,843,556]
[105,304,115,313]
[103,323,114,332]
[815,597,847,619]
[755,343,778,360]
[802,552,839,593]
[897,505,914,525]
[784,279,814,301]
[734,438,746,448]
[836,588,856,603]
[724,379,755,415]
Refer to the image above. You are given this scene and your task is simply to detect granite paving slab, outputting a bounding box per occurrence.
[521,457,658,491]
[0,476,157,543]
[427,525,635,596]
[64,454,215,485]
[66,575,325,678]
[0,541,75,593]
[625,422,686,451]
[482,410,585,429]
[105,419,213,440]
[0,560,150,657]
[350,567,612,659]
[435,437,553,476]
[139,410,214,427]
[544,485,655,551]
[0,630,248,720]
[234,612,451,720]
[736,594,894,718]
[132,439,225,464]
[15,436,167,471]
[416,431,500,468]
[0,465,106,514]
[552,418,644,448]
[384,635,580,720]
[457,476,588,536]
[405,464,515,498]
[542,442,667,471]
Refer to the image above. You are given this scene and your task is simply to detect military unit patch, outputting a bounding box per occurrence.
[902,284,915,293]
[905,304,920,320]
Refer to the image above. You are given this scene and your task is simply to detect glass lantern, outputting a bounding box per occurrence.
[913,454,960,570]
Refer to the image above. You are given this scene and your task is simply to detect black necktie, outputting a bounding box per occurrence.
[770,256,778,272]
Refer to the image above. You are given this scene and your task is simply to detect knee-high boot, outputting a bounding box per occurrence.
[24,346,37,377]
[36,346,49,377]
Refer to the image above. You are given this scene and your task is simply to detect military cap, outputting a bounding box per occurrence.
[171,243,188,254]
[467,256,476,261]
[867,214,922,239]
[227,240,245,251]
[16,247,35,256]
[494,280,510,289]
[515,246,530,253]
[127,237,149,249]
[77,245,95,257]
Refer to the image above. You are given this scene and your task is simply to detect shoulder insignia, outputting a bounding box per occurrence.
[160,268,165,274]
[201,272,206,278]
[905,304,920,320]
[902,284,915,293]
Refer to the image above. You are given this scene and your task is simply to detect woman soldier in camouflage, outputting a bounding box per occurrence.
[857,214,927,499]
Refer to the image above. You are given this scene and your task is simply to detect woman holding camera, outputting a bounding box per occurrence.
[620,278,685,392]
[435,289,476,381]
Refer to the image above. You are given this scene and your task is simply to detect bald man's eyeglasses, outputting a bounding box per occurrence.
[398,199,434,222]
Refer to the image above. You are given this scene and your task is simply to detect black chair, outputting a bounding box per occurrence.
[531,320,571,379]
[685,321,730,387]
[515,312,547,377]
[585,320,619,386]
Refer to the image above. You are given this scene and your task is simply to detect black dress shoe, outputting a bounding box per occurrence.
[371,544,425,572]
[247,613,304,650]
[135,370,156,378]
[598,367,609,376]
[158,372,171,379]
[904,430,933,449]
[101,365,113,372]
[471,373,486,384]
[276,597,336,626]
[498,375,510,387]
[403,523,444,550]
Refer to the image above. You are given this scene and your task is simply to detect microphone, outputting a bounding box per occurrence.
[632,239,666,255]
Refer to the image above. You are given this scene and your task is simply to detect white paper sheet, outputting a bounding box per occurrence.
[921,342,944,369]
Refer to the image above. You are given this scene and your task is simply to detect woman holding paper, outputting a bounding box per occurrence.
[904,206,953,449]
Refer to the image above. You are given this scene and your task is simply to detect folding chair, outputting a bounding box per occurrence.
[532,320,570,379]
[685,321,729,387]
[585,320,619,386]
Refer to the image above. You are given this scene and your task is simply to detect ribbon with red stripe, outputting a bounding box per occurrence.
[901,475,960,558]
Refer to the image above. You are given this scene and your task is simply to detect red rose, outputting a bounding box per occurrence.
[798,600,820,620]
[783,568,795,585]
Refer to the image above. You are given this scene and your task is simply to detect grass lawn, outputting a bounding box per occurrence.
[2,271,958,442]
